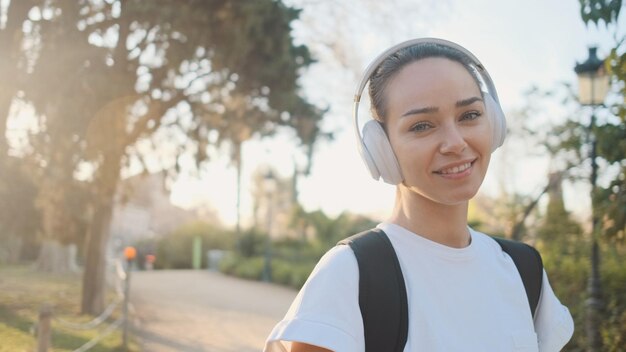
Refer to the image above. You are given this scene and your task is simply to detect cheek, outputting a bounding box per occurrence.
[394,140,433,174]
[471,123,493,153]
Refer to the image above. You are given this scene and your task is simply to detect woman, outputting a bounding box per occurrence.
[264,38,574,352]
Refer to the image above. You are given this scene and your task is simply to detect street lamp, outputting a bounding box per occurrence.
[574,46,610,352]
[262,169,277,282]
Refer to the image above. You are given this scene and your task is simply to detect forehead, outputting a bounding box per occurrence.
[386,57,482,109]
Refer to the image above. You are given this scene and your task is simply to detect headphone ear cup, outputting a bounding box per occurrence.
[484,93,506,151]
[359,136,382,182]
[362,120,403,185]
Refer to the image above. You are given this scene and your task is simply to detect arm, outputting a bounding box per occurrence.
[291,342,333,352]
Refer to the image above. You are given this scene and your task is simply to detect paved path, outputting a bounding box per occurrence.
[130,270,297,352]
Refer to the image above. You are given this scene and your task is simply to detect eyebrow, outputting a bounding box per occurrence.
[400,96,484,117]
[456,96,483,107]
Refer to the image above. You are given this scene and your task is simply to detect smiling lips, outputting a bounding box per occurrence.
[434,159,476,176]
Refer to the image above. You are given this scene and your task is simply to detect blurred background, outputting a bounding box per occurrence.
[0,0,624,351]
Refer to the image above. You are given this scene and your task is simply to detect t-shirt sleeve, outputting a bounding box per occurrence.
[534,269,575,352]
[264,245,364,352]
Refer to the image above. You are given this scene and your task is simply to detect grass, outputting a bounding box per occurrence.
[0,264,139,352]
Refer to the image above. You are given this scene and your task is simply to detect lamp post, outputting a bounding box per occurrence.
[574,46,609,352]
[262,170,276,282]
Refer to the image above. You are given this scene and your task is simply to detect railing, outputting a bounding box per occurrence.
[35,258,133,352]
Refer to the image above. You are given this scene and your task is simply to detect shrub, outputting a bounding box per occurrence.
[218,252,316,289]
[271,258,316,289]
[153,221,235,269]
[236,228,266,258]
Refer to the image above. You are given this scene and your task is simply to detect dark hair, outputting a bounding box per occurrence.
[368,43,483,122]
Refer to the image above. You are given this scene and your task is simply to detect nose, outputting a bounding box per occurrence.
[439,123,467,154]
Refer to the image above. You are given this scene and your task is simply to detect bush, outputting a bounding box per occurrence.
[219,254,265,281]
[218,252,316,289]
[271,258,316,289]
[236,228,266,258]
[154,221,235,269]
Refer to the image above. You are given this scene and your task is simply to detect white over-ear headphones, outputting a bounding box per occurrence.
[353,38,507,185]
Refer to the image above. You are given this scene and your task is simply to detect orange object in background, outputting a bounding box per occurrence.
[124,246,137,261]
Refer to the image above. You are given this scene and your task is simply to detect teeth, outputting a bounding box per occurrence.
[440,162,471,174]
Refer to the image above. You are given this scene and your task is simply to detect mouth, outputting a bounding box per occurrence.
[434,159,476,175]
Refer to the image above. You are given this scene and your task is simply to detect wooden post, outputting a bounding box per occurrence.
[36,304,52,352]
[122,261,130,351]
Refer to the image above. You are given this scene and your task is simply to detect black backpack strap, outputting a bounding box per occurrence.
[338,228,408,352]
[492,237,544,318]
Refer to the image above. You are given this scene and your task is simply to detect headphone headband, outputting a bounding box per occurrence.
[354,37,501,104]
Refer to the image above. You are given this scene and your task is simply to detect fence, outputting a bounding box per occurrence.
[35,257,133,352]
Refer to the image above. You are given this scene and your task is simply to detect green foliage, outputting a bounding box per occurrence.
[289,208,378,248]
[577,0,626,244]
[578,0,622,26]
[236,228,267,258]
[536,187,584,258]
[523,83,625,244]
[219,255,264,282]
[596,123,626,163]
[271,259,316,289]
[594,121,626,242]
[221,211,378,289]
[606,45,626,120]
[1,0,326,312]
[154,221,234,269]
[218,253,315,289]
[600,253,626,351]
[534,161,625,349]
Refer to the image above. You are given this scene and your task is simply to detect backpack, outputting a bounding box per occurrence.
[337,228,543,352]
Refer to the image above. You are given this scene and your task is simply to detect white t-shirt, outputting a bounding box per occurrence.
[264,222,574,352]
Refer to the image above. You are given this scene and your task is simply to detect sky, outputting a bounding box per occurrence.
[170,0,624,227]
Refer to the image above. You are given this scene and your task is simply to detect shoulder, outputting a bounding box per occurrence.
[470,229,541,259]
[265,245,364,351]
[290,245,360,303]
[469,229,510,256]
[310,244,359,281]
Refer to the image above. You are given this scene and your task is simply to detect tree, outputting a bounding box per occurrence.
[2,0,325,315]
[0,0,35,156]
[578,0,626,243]
[0,1,39,265]
[536,172,583,255]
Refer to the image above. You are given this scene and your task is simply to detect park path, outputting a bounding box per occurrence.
[129,270,297,352]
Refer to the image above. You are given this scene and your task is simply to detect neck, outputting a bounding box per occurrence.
[387,187,471,248]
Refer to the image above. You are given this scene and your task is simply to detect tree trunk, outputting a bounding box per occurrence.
[35,239,79,273]
[0,0,34,154]
[81,199,114,315]
[81,148,121,315]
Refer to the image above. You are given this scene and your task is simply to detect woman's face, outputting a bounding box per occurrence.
[384,57,492,205]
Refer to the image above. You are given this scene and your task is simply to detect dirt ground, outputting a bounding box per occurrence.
[130,270,297,352]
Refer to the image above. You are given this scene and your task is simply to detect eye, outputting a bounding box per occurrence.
[461,111,482,121]
[409,122,433,132]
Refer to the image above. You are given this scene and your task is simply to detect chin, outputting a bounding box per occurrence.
[436,187,481,205]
